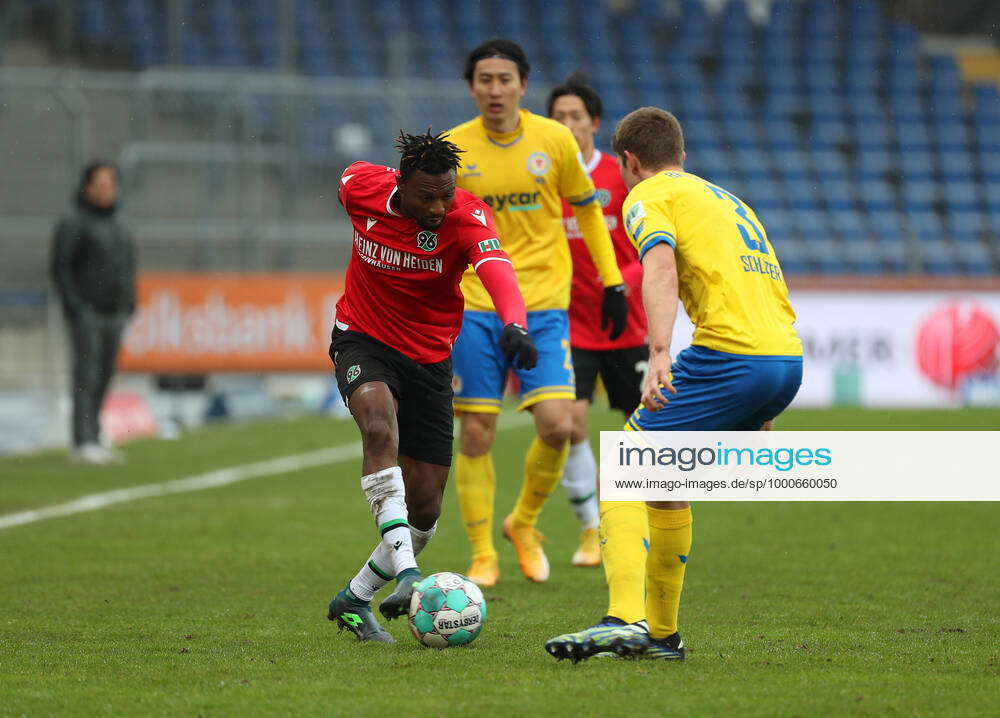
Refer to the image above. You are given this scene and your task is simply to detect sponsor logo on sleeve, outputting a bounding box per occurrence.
[625,200,646,228]
[478,238,501,253]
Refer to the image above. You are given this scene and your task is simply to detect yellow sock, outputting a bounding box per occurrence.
[645,506,693,639]
[455,452,497,560]
[599,500,649,624]
[511,437,569,526]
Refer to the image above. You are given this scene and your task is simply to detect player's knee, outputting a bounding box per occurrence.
[408,502,441,531]
[459,414,496,456]
[358,414,398,454]
[537,415,572,448]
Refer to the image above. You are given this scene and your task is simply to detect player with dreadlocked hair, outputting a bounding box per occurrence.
[326,129,537,644]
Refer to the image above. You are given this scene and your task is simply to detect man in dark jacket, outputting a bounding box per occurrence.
[51,161,137,464]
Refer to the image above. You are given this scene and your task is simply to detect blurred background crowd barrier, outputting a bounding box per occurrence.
[1,0,999,452]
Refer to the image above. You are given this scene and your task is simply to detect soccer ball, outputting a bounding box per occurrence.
[408,572,486,648]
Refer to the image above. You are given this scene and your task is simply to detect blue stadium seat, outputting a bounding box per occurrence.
[867,209,908,242]
[878,239,910,273]
[894,119,933,151]
[811,149,849,178]
[762,117,801,151]
[934,117,971,150]
[774,237,811,274]
[80,0,116,44]
[829,207,868,240]
[248,0,278,67]
[905,208,945,242]
[901,178,939,208]
[858,180,896,211]
[888,94,927,123]
[946,209,988,242]
[792,208,832,237]
[853,118,892,150]
[781,180,819,212]
[773,149,811,181]
[942,180,982,210]
[122,0,163,68]
[856,148,894,179]
[806,239,851,274]
[810,119,851,150]
[976,151,1000,183]
[918,241,959,274]
[209,0,246,67]
[296,0,334,76]
[734,148,774,180]
[842,238,884,274]
[899,151,935,179]
[744,180,786,211]
[822,180,856,211]
[939,149,975,180]
[954,242,997,275]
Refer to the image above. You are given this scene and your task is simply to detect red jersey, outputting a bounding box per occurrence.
[336,161,510,363]
[562,150,647,350]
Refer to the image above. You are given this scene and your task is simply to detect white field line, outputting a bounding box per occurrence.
[0,412,536,531]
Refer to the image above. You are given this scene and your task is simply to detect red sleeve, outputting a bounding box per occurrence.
[476,256,527,328]
[338,161,369,213]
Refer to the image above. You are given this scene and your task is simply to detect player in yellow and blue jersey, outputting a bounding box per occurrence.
[447,39,629,587]
[546,107,803,662]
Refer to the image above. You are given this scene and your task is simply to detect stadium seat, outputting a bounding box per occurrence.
[867,209,908,243]
[942,180,981,211]
[877,239,911,273]
[842,238,885,274]
[858,180,897,212]
[946,209,988,242]
[901,178,939,208]
[830,208,868,240]
[806,239,851,274]
[954,242,997,275]
[918,241,959,274]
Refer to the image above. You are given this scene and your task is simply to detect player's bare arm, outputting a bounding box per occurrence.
[640,242,679,411]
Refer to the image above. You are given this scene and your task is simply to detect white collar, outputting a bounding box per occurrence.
[585,149,602,174]
[385,185,402,217]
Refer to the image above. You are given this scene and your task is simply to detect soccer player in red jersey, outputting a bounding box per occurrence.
[548,75,649,567]
[326,130,537,642]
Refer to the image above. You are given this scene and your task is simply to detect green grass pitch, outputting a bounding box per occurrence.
[1,408,998,716]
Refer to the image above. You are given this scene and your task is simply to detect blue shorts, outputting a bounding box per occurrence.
[626,345,802,431]
[453,310,575,413]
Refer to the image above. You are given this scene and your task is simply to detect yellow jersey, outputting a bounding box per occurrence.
[623,171,802,356]
[448,109,622,311]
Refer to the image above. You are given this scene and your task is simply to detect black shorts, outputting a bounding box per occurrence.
[572,344,649,415]
[330,329,454,466]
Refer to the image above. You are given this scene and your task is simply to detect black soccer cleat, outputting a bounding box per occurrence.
[643,632,685,661]
[378,568,422,621]
[327,587,395,643]
[544,616,650,663]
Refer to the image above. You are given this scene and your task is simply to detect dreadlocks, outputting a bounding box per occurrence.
[396,129,464,180]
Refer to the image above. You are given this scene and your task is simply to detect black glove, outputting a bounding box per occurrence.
[499,323,538,370]
[601,284,629,341]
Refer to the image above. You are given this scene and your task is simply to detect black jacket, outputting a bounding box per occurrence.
[50,198,136,315]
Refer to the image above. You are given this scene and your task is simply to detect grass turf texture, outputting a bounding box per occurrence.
[1,408,998,716]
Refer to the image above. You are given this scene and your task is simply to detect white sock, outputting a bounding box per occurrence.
[562,440,599,530]
[349,522,437,601]
[360,466,417,577]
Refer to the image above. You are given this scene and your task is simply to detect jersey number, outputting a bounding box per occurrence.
[706,184,769,255]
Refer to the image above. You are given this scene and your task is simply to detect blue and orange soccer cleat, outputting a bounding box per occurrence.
[544,616,650,663]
